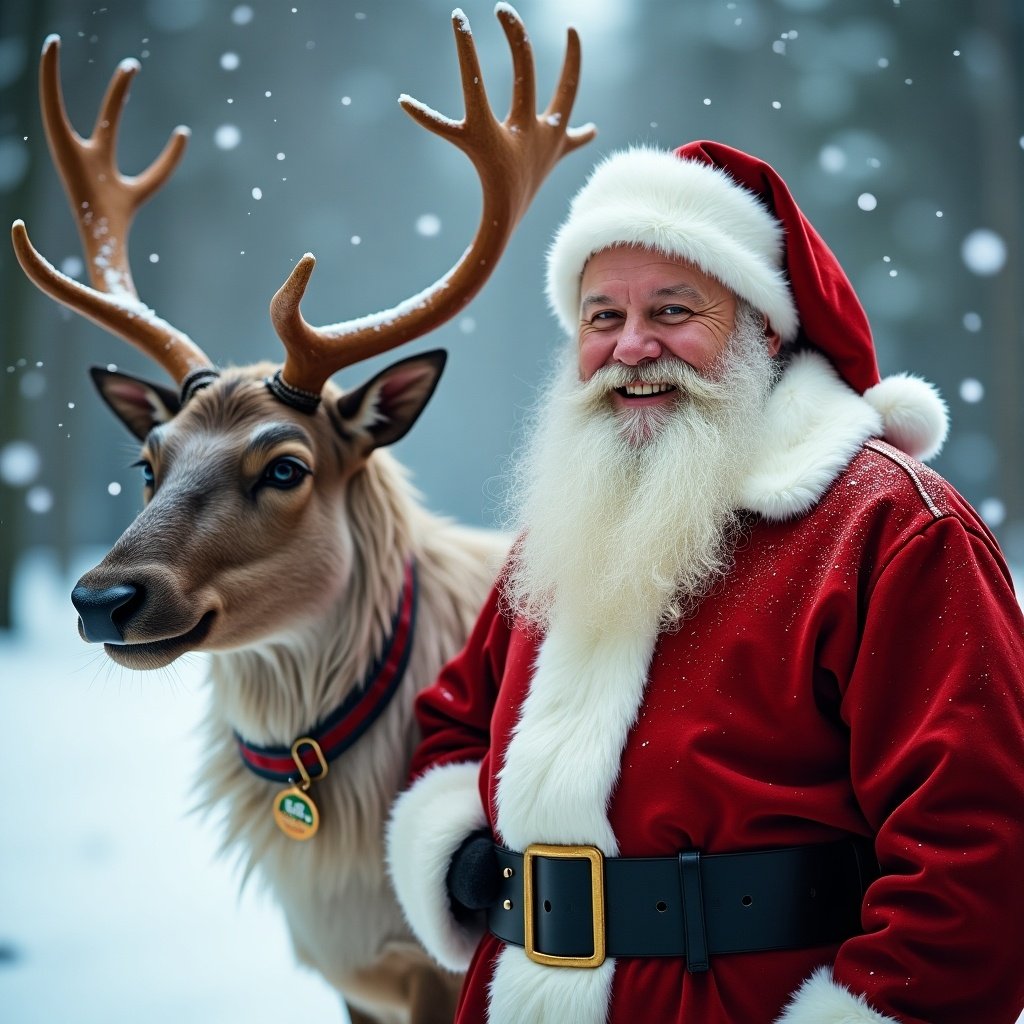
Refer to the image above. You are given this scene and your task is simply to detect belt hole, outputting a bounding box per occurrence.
[543,900,552,913]
[741,894,754,907]
[656,900,668,913]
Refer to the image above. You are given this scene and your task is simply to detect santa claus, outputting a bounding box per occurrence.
[386,141,1024,1023]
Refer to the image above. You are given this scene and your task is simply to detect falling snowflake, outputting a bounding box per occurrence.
[214,125,242,150]
[961,229,1006,276]
[26,486,53,514]
[60,255,84,278]
[0,440,40,486]
[819,146,846,173]
[416,213,442,237]
[979,498,1005,528]
[959,379,984,403]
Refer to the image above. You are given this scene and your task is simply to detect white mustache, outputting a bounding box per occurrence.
[577,357,734,410]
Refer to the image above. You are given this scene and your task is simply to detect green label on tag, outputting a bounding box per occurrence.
[279,793,314,825]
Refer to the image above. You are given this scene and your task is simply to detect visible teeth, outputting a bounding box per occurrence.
[624,383,673,396]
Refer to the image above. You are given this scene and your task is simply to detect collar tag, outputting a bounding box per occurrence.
[273,784,320,840]
[272,737,328,841]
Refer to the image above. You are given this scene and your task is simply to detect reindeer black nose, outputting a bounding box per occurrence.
[71,584,140,643]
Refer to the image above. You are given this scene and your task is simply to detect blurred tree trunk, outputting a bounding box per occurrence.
[0,0,49,629]
[976,0,1023,534]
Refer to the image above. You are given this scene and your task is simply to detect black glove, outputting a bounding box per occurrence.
[446,829,499,917]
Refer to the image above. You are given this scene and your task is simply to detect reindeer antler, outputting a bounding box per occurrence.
[11,35,214,388]
[268,5,595,408]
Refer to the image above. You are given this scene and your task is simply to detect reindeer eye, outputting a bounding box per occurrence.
[261,455,310,490]
[133,459,155,487]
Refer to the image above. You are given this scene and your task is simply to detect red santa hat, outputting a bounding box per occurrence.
[545,140,948,460]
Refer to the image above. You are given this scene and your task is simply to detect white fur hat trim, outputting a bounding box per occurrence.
[545,146,799,340]
[864,373,949,461]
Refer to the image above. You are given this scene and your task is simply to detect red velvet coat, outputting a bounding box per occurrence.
[387,353,1024,1024]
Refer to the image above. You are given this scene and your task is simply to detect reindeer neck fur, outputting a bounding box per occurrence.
[207,448,415,747]
[191,444,507,985]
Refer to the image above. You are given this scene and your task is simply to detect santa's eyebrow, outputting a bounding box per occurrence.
[650,284,708,304]
[580,292,615,312]
[580,283,709,313]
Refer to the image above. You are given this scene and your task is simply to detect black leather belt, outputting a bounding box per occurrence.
[487,839,877,970]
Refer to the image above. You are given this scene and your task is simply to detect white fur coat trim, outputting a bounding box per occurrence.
[740,350,947,521]
[489,620,658,1021]
[488,945,616,1024]
[385,760,487,972]
[774,967,901,1024]
[495,620,656,854]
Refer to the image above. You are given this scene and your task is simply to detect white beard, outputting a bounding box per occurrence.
[501,308,780,639]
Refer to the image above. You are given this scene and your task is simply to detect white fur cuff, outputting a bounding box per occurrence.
[385,760,488,972]
[775,967,901,1024]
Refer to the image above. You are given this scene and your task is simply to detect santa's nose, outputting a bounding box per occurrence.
[612,317,663,365]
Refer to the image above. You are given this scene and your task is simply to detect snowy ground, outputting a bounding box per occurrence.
[0,548,345,1024]
[2,549,1022,1024]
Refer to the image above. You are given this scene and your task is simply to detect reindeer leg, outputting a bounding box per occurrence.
[344,1003,380,1024]
[406,962,462,1024]
[339,947,463,1024]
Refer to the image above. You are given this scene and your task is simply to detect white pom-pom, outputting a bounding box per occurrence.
[863,374,949,462]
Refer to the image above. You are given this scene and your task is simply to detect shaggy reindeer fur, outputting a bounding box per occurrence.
[197,456,504,1022]
[80,363,508,1024]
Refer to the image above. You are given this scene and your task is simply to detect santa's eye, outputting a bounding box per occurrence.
[588,309,622,326]
[658,305,694,319]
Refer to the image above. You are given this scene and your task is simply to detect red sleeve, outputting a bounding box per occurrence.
[835,514,1024,1023]
[409,579,513,779]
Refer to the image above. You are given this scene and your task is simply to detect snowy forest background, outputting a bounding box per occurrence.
[0,0,1021,1021]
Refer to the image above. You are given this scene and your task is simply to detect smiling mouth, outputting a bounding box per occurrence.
[616,382,677,398]
[101,611,216,669]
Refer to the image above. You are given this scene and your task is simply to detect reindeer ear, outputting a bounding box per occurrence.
[335,349,447,451]
[89,367,181,440]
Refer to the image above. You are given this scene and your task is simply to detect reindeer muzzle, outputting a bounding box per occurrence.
[71,583,139,644]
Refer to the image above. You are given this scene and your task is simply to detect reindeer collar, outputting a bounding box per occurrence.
[265,369,322,413]
[235,560,417,784]
[177,367,321,413]
[180,367,221,405]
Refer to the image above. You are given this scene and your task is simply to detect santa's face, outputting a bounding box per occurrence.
[577,244,781,424]
[502,297,781,634]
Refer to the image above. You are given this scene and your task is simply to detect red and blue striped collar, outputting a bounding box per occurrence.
[235,560,417,783]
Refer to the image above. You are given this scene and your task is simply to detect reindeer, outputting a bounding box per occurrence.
[11,10,594,1023]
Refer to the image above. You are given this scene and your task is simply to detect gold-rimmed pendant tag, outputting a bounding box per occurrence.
[273,784,320,840]
[272,737,329,841]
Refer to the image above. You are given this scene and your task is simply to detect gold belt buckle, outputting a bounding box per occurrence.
[523,843,605,968]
